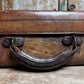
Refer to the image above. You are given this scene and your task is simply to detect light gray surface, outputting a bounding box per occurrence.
[0,66,84,84]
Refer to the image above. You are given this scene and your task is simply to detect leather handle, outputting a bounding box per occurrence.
[10,42,79,70]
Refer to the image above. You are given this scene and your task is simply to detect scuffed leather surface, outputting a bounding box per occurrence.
[0,11,84,34]
[0,37,83,67]
[0,37,20,67]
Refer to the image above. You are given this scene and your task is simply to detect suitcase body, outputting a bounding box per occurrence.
[0,10,84,70]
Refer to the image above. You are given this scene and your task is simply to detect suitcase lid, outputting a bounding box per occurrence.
[0,10,84,35]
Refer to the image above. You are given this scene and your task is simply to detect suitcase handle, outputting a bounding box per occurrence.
[10,36,82,71]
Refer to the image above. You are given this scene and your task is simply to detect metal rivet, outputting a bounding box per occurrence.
[14,38,24,47]
[76,37,83,46]
[62,36,72,46]
[68,4,76,11]
[2,38,11,48]
[2,38,24,48]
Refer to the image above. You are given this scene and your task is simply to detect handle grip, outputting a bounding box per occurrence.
[10,36,80,70]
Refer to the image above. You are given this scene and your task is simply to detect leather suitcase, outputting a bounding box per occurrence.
[0,10,84,70]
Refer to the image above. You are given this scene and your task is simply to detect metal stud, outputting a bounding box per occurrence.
[62,36,72,46]
[2,38,11,48]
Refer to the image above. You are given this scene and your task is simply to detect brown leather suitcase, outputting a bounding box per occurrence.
[0,10,84,70]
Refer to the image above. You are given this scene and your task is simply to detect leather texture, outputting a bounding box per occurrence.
[10,37,79,70]
[0,36,83,68]
[0,11,84,70]
[0,11,84,34]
